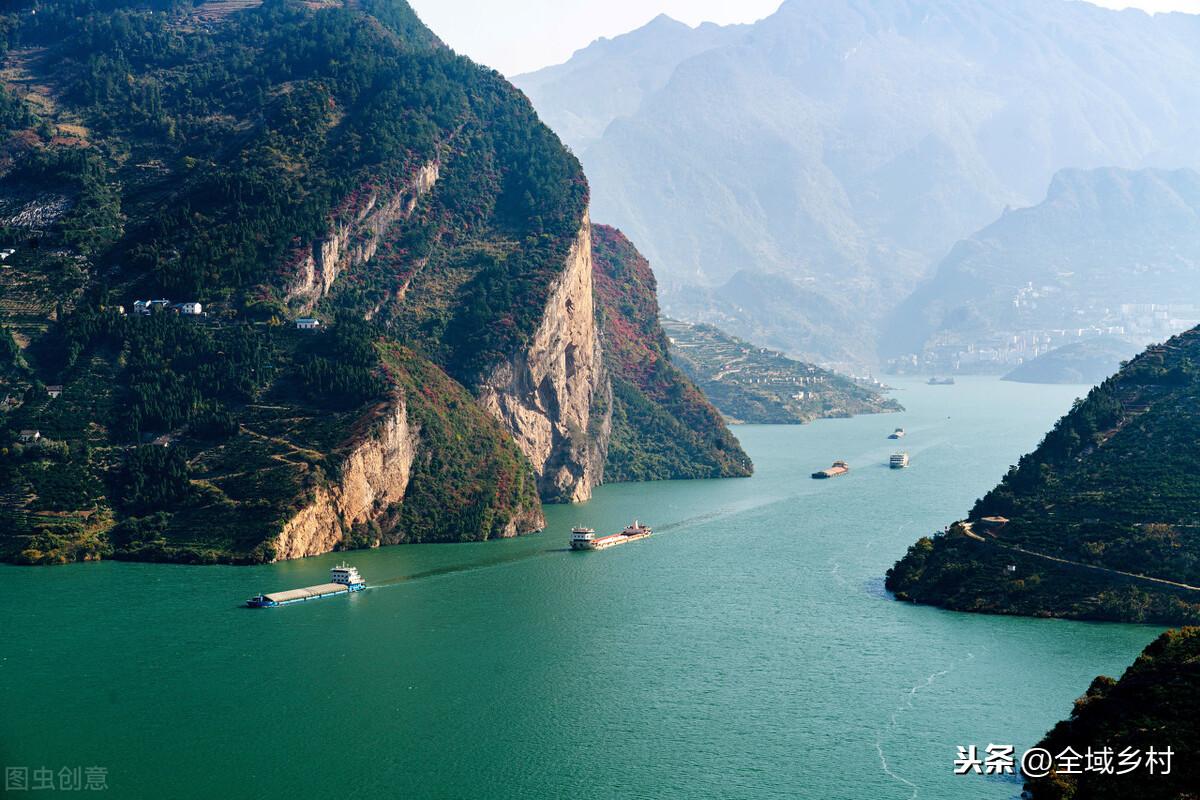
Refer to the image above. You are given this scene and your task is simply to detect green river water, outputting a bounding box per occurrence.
[0,377,1163,799]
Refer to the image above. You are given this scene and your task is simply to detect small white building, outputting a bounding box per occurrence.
[18,429,40,442]
[46,385,63,399]
[0,249,15,261]
[133,299,170,314]
[179,302,202,315]
[296,318,321,330]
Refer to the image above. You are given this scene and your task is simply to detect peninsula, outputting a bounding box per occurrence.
[887,325,1200,624]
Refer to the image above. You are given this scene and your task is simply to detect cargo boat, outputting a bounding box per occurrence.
[570,521,652,550]
[890,452,909,468]
[927,376,955,385]
[811,460,850,479]
[888,427,905,439]
[246,563,366,607]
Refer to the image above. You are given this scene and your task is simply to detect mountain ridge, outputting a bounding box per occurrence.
[884,166,1200,368]
[0,0,748,565]
[515,0,1200,364]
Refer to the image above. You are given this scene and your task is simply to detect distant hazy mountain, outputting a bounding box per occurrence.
[665,269,875,366]
[1000,338,1142,385]
[513,14,746,152]
[515,0,1200,363]
[887,167,1200,362]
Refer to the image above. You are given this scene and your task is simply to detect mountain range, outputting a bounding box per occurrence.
[515,0,1200,364]
[886,166,1200,369]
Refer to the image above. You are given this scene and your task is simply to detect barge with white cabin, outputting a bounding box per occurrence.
[246,563,366,607]
[570,521,652,550]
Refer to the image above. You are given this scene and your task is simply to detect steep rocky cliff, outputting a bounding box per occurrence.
[272,344,547,559]
[285,160,441,309]
[478,212,610,502]
[274,392,420,560]
[0,0,743,565]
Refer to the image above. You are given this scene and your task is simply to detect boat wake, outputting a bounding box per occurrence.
[369,548,557,588]
[875,647,981,799]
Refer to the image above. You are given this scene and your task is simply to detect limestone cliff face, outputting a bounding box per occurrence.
[478,211,611,502]
[285,160,440,308]
[273,394,420,560]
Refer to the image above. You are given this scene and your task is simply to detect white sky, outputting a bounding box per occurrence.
[403,0,1200,76]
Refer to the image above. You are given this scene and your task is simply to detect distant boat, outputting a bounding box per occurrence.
[890,452,909,469]
[888,427,905,439]
[927,377,955,385]
[812,460,850,479]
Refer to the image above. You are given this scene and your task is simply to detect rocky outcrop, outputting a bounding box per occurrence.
[273,393,420,560]
[478,211,611,502]
[285,160,440,308]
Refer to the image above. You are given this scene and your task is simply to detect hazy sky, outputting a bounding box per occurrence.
[404,0,1200,76]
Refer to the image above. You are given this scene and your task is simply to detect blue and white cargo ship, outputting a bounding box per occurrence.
[246,563,366,608]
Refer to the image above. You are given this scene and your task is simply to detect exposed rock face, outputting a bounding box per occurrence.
[490,504,547,540]
[285,160,440,308]
[478,211,611,502]
[274,394,420,560]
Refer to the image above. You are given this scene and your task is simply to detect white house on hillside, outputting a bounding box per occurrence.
[296,318,320,330]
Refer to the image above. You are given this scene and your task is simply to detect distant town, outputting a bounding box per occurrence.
[892,293,1200,373]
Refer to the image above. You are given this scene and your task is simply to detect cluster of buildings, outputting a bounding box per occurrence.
[895,298,1200,374]
[1115,303,1200,337]
[894,327,1120,372]
[127,299,203,315]
[118,300,322,331]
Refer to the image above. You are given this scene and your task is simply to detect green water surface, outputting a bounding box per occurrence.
[0,378,1162,799]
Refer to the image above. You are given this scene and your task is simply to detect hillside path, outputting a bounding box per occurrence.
[961,522,1200,593]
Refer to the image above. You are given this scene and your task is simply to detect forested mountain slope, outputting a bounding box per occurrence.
[1024,626,1200,800]
[590,224,750,481]
[0,0,747,565]
[662,319,900,424]
[887,326,1200,623]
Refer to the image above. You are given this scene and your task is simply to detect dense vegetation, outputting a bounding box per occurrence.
[0,0,754,565]
[661,319,901,424]
[591,225,750,482]
[379,345,541,543]
[0,0,592,563]
[1025,627,1200,800]
[887,326,1200,623]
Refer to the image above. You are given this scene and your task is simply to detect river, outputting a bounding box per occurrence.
[0,377,1162,798]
